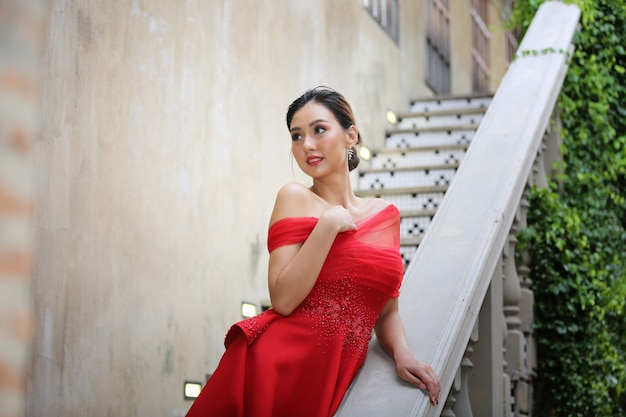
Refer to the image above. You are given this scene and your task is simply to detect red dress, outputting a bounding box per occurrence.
[186,204,404,417]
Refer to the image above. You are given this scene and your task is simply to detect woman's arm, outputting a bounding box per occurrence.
[267,183,356,316]
[375,297,441,406]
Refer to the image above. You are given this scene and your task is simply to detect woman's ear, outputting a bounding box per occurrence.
[346,125,359,147]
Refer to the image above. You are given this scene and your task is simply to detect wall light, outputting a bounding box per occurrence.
[386,109,398,125]
[184,381,202,400]
[359,145,372,161]
[241,301,258,318]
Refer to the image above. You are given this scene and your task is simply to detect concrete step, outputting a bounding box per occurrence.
[368,144,468,170]
[374,191,446,213]
[358,164,458,190]
[400,237,423,268]
[396,108,486,129]
[409,94,492,113]
[385,126,476,149]
[400,213,433,238]
[355,184,448,198]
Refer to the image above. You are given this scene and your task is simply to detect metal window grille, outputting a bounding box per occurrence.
[425,0,451,94]
[471,0,490,92]
[363,0,399,43]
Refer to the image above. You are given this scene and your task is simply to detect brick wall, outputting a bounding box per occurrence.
[0,1,45,416]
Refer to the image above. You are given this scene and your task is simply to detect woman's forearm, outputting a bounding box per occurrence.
[375,299,441,406]
[375,309,412,360]
[268,219,340,315]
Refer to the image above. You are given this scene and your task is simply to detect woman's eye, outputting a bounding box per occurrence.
[291,133,302,141]
[314,126,326,134]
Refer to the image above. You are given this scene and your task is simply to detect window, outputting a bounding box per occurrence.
[425,0,451,94]
[505,29,519,65]
[363,0,399,43]
[471,0,490,92]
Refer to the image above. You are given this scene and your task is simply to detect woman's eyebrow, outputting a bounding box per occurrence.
[290,119,329,133]
[309,119,328,126]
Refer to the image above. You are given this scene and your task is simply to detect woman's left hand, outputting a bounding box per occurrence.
[394,351,441,406]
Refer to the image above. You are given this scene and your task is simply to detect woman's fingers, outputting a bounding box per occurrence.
[419,364,441,406]
[320,205,357,232]
[399,368,426,390]
[398,363,441,406]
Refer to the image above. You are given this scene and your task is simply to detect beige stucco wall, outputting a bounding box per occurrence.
[28,1,511,416]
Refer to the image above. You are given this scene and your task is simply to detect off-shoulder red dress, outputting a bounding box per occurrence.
[186,204,404,417]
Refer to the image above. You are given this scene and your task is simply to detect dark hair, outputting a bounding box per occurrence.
[286,86,362,171]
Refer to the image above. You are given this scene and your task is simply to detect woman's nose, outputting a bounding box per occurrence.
[303,135,315,151]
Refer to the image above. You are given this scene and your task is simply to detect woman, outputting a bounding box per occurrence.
[186,86,440,417]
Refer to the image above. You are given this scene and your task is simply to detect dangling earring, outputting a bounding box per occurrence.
[347,147,354,160]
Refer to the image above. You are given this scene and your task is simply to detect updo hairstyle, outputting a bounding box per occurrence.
[286,86,362,172]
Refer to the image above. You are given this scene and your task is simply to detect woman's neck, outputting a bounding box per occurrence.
[311,177,355,209]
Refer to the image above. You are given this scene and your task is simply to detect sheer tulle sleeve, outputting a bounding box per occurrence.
[346,205,403,297]
[267,217,317,253]
[352,205,401,249]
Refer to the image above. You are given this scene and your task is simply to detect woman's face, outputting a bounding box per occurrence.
[289,101,355,179]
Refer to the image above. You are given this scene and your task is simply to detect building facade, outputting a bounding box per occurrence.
[28,1,516,415]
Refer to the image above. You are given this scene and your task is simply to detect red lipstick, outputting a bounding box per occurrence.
[306,156,323,166]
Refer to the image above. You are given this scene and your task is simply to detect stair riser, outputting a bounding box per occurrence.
[409,97,492,112]
[399,246,418,267]
[397,113,484,129]
[369,149,467,170]
[374,192,445,212]
[400,216,433,239]
[359,168,457,190]
[385,129,475,148]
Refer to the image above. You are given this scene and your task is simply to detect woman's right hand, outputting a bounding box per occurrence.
[319,205,358,233]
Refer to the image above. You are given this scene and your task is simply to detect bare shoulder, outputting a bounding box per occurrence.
[269,182,315,226]
[365,197,393,213]
[355,197,394,220]
[370,197,392,212]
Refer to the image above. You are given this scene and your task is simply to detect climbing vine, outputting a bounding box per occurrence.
[510,1,626,416]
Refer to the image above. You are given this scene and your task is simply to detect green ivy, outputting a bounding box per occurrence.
[510,0,626,416]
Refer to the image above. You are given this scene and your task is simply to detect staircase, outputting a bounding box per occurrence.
[356,94,492,267]
[338,4,580,416]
